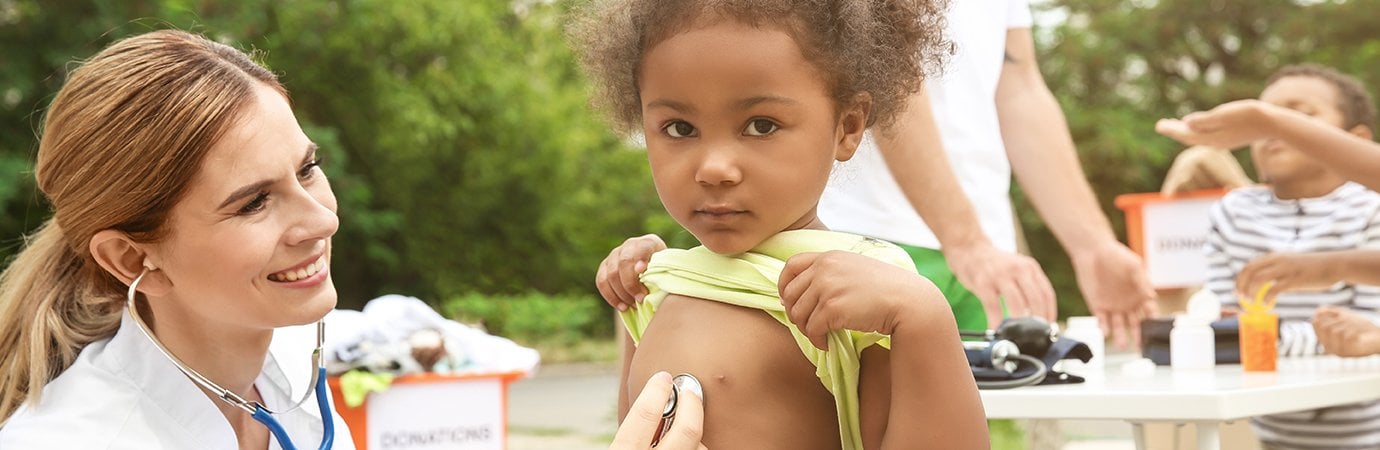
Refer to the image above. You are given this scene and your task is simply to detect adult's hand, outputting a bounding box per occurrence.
[1071,242,1156,349]
[944,241,1056,329]
[1159,145,1253,195]
[611,372,706,450]
[1155,100,1274,150]
[596,234,668,311]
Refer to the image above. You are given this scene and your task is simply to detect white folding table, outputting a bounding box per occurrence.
[980,356,1380,450]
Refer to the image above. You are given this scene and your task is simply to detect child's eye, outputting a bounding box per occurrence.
[238,192,270,215]
[743,119,779,137]
[663,121,697,138]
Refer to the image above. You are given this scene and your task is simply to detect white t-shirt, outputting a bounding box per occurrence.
[819,0,1033,252]
[0,314,355,450]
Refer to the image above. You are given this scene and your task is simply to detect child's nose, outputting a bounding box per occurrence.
[694,145,743,187]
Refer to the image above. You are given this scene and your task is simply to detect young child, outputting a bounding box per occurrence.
[1202,64,1380,449]
[569,1,987,449]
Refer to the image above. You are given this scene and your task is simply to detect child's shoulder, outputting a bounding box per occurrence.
[760,230,915,273]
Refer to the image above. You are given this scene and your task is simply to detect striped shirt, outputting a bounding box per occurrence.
[1205,181,1380,449]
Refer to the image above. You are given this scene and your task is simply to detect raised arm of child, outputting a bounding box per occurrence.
[778,251,989,450]
[1157,99,1380,192]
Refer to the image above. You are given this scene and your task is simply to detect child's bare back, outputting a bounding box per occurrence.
[625,295,843,449]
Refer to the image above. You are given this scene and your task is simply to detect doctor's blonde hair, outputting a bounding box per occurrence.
[0,30,285,423]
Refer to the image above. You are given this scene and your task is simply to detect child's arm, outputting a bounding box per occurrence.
[1157,99,1380,192]
[597,234,668,312]
[778,251,988,450]
[1236,251,1380,301]
[617,326,636,423]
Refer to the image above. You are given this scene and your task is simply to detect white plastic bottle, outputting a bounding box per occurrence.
[1171,290,1220,370]
[1061,316,1105,375]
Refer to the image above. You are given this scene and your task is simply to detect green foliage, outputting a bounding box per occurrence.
[988,419,1026,450]
[442,292,608,347]
[0,0,673,313]
[1026,0,1380,316]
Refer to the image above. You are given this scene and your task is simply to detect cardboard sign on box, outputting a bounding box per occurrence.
[329,371,525,450]
[1115,189,1227,289]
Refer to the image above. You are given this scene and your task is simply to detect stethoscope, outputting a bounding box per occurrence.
[128,267,334,450]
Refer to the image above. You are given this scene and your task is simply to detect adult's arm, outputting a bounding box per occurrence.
[874,87,1054,326]
[994,27,1155,347]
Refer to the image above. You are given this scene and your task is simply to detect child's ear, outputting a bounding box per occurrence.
[834,93,872,161]
[89,230,171,297]
[1349,124,1374,141]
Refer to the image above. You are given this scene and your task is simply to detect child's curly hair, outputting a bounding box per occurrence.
[568,0,950,134]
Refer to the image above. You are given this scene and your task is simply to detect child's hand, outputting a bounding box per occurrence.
[1159,145,1253,195]
[778,251,945,350]
[596,234,667,312]
[1313,306,1380,357]
[1237,252,1340,301]
[1155,100,1274,150]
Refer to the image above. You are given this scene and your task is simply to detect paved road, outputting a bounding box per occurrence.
[508,362,620,450]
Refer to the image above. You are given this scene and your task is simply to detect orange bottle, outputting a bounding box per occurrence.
[1239,282,1278,372]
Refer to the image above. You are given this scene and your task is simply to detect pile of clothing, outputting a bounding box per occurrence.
[323,295,540,377]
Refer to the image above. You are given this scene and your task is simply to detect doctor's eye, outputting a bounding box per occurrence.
[299,156,324,180]
[742,118,779,137]
[662,121,697,139]
[238,192,270,215]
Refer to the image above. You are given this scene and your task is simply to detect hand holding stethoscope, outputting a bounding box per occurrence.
[611,372,706,450]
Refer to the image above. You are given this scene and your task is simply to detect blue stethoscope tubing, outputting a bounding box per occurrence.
[127,267,335,449]
[251,366,335,450]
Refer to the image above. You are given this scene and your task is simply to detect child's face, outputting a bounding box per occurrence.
[638,21,866,255]
[1251,76,1347,184]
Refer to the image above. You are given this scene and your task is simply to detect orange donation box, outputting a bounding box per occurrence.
[1114,189,1227,289]
[329,371,526,450]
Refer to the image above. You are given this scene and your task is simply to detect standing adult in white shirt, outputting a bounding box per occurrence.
[819,0,1155,345]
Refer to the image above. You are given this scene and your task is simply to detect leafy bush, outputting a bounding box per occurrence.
[443,292,610,346]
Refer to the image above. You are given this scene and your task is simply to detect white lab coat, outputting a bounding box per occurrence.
[0,313,355,449]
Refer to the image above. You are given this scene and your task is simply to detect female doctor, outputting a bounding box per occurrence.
[0,29,701,450]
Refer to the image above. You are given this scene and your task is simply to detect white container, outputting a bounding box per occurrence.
[1060,316,1105,375]
[1170,315,1215,370]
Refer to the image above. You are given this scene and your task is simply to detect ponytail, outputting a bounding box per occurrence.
[0,220,123,424]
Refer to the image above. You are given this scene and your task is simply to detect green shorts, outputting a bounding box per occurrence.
[895,243,988,333]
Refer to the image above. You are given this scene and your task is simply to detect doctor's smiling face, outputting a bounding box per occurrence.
[143,82,339,333]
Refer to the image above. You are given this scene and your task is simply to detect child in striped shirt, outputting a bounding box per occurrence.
[1205,64,1380,450]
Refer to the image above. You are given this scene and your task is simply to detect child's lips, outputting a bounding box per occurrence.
[694,206,748,222]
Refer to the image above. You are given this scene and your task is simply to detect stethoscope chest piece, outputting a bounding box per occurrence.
[651,373,703,448]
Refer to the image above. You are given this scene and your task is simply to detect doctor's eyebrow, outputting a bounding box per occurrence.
[217,143,320,210]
